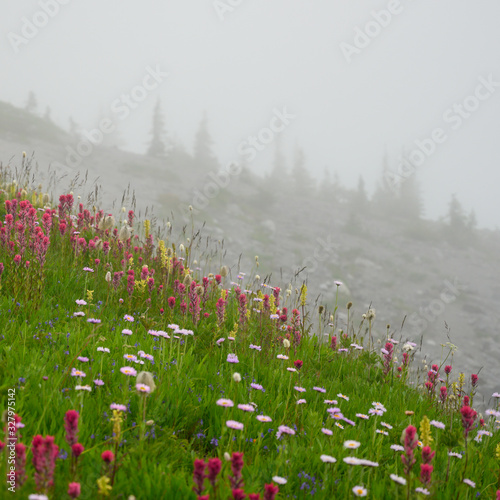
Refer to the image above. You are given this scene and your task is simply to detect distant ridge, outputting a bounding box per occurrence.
[0,100,69,143]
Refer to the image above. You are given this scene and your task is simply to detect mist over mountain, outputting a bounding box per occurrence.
[2,0,500,227]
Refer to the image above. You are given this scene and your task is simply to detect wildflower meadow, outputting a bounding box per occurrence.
[1,171,500,499]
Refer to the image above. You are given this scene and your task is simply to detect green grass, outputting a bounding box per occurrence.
[0,177,499,500]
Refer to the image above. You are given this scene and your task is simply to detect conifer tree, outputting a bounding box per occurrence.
[447,193,467,232]
[68,116,80,138]
[291,145,315,196]
[373,150,398,216]
[269,134,287,184]
[194,111,219,171]
[398,173,423,220]
[319,167,333,201]
[25,91,38,114]
[147,98,167,158]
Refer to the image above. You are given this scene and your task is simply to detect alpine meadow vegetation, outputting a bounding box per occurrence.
[0,163,499,500]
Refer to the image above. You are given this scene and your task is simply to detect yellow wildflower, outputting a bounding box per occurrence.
[97,476,112,497]
[419,415,433,447]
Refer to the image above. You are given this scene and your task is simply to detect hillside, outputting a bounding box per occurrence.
[1,100,499,410]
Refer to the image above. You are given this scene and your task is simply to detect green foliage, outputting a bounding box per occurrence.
[0,179,498,499]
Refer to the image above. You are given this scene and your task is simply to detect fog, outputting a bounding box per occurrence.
[2,0,500,227]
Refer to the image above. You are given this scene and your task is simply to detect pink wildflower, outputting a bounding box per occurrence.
[230,452,244,489]
[31,435,59,491]
[207,457,222,488]
[101,450,114,463]
[263,483,279,500]
[64,410,79,446]
[420,463,433,486]
[192,459,206,495]
[68,482,81,498]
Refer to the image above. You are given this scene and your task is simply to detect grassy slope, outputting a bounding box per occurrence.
[0,179,498,499]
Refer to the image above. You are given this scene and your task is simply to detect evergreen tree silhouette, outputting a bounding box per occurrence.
[291,145,315,196]
[68,116,80,138]
[147,98,167,158]
[373,150,399,216]
[43,106,53,123]
[319,167,333,201]
[398,172,423,220]
[194,110,219,171]
[25,91,38,114]
[354,175,369,213]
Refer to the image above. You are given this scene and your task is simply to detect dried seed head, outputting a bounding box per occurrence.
[220,265,229,277]
[366,308,376,320]
[318,305,324,314]
[136,371,156,393]
[195,286,203,296]
[183,273,193,287]
[347,302,353,310]
[103,215,115,230]
[119,223,133,242]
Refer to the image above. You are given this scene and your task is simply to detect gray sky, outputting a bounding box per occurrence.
[3,0,500,227]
